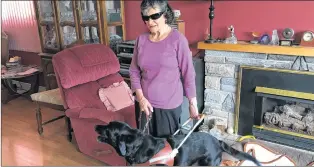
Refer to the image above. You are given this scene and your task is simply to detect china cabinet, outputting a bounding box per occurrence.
[34,0,125,53]
[34,0,126,90]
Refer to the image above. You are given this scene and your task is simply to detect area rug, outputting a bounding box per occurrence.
[219,134,314,166]
[237,141,296,166]
[220,141,303,166]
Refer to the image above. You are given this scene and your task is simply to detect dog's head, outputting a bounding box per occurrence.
[95,121,137,155]
[95,121,166,165]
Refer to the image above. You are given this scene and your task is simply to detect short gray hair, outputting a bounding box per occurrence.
[140,0,175,25]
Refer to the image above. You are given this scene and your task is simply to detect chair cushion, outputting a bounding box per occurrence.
[30,88,63,106]
[65,106,135,125]
[99,81,134,112]
[63,73,124,109]
[52,44,120,89]
[65,107,124,123]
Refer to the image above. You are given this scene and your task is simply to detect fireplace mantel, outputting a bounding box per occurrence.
[197,41,314,57]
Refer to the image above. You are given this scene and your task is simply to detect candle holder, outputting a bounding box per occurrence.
[205,0,216,43]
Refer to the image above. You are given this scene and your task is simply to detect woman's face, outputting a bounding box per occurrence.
[142,7,167,33]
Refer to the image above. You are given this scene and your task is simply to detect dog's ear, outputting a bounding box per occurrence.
[118,134,143,157]
[95,125,107,135]
[118,141,127,156]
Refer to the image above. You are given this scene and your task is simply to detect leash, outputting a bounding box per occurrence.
[138,110,152,134]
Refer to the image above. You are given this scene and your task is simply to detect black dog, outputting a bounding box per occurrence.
[95,121,261,166]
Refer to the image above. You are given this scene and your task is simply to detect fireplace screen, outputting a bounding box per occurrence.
[259,96,314,137]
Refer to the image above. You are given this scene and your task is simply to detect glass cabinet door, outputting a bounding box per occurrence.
[55,0,78,49]
[76,0,102,44]
[105,1,122,24]
[108,26,124,53]
[35,0,60,52]
[102,0,125,53]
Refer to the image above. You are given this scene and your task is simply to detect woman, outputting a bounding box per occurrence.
[129,0,199,138]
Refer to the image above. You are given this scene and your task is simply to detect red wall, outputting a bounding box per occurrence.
[124,1,210,45]
[124,1,314,45]
[10,1,314,59]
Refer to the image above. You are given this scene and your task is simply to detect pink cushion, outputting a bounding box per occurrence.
[52,44,120,89]
[99,81,134,112]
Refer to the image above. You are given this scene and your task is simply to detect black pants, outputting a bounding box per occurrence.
[135,101,182,138]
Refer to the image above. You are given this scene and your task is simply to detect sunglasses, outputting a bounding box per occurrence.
[141,11,164,21]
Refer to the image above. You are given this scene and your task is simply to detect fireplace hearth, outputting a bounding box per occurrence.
[236,66,314,152]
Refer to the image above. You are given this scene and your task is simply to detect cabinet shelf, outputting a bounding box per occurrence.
[108,22,124,27]
[80,20,98,26]
[39,21,54,26]
[59,21,76,27]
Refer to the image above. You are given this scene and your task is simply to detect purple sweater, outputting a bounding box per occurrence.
[129,29,196,109]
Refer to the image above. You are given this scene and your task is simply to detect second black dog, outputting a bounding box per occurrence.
[95,121,261,166]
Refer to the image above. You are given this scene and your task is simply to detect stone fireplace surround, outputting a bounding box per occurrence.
[201,49,314,133]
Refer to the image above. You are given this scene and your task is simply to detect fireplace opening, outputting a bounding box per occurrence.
[255,93,314,138]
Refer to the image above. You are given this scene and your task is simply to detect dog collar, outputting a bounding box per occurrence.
[135,141,174,166]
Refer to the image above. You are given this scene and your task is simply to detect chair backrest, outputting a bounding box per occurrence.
[52,44,124,109]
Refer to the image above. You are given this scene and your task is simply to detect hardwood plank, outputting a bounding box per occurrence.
[1,97,106,166]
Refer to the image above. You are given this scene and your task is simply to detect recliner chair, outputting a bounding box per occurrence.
[52,44,136,166]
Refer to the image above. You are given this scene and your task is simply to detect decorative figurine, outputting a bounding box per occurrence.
[269,29,280,45]
[173,9,181,20]
[250,31,261,44]
[259,34,270,45]
[224,25,238,44]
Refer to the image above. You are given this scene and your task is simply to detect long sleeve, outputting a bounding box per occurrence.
[129,38,142,92]
[177,35,196,99]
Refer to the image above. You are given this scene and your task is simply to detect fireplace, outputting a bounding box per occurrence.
[236,66,314,152]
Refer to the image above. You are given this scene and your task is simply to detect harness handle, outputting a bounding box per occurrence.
[174,114,205,151]
[173,117,194,136]
[149,114,205,164]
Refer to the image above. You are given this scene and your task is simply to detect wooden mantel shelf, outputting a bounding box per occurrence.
[197,41,314,57]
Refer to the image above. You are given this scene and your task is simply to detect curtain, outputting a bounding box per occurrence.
[2,1,41,53]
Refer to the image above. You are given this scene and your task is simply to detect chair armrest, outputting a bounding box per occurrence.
[65,107,125,124]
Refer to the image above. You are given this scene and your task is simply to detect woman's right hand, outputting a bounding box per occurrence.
[138,96,153,116]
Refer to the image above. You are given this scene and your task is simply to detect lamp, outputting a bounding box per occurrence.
[205,0,216,43]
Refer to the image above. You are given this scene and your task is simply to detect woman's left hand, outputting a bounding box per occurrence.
[189,98,200,119]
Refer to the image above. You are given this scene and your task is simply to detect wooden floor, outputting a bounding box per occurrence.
[1,97,106,166]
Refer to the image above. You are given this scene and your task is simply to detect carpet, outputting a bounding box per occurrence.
[221,135,314,166]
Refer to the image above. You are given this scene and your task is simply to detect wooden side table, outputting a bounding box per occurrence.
[1,65,41,104]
